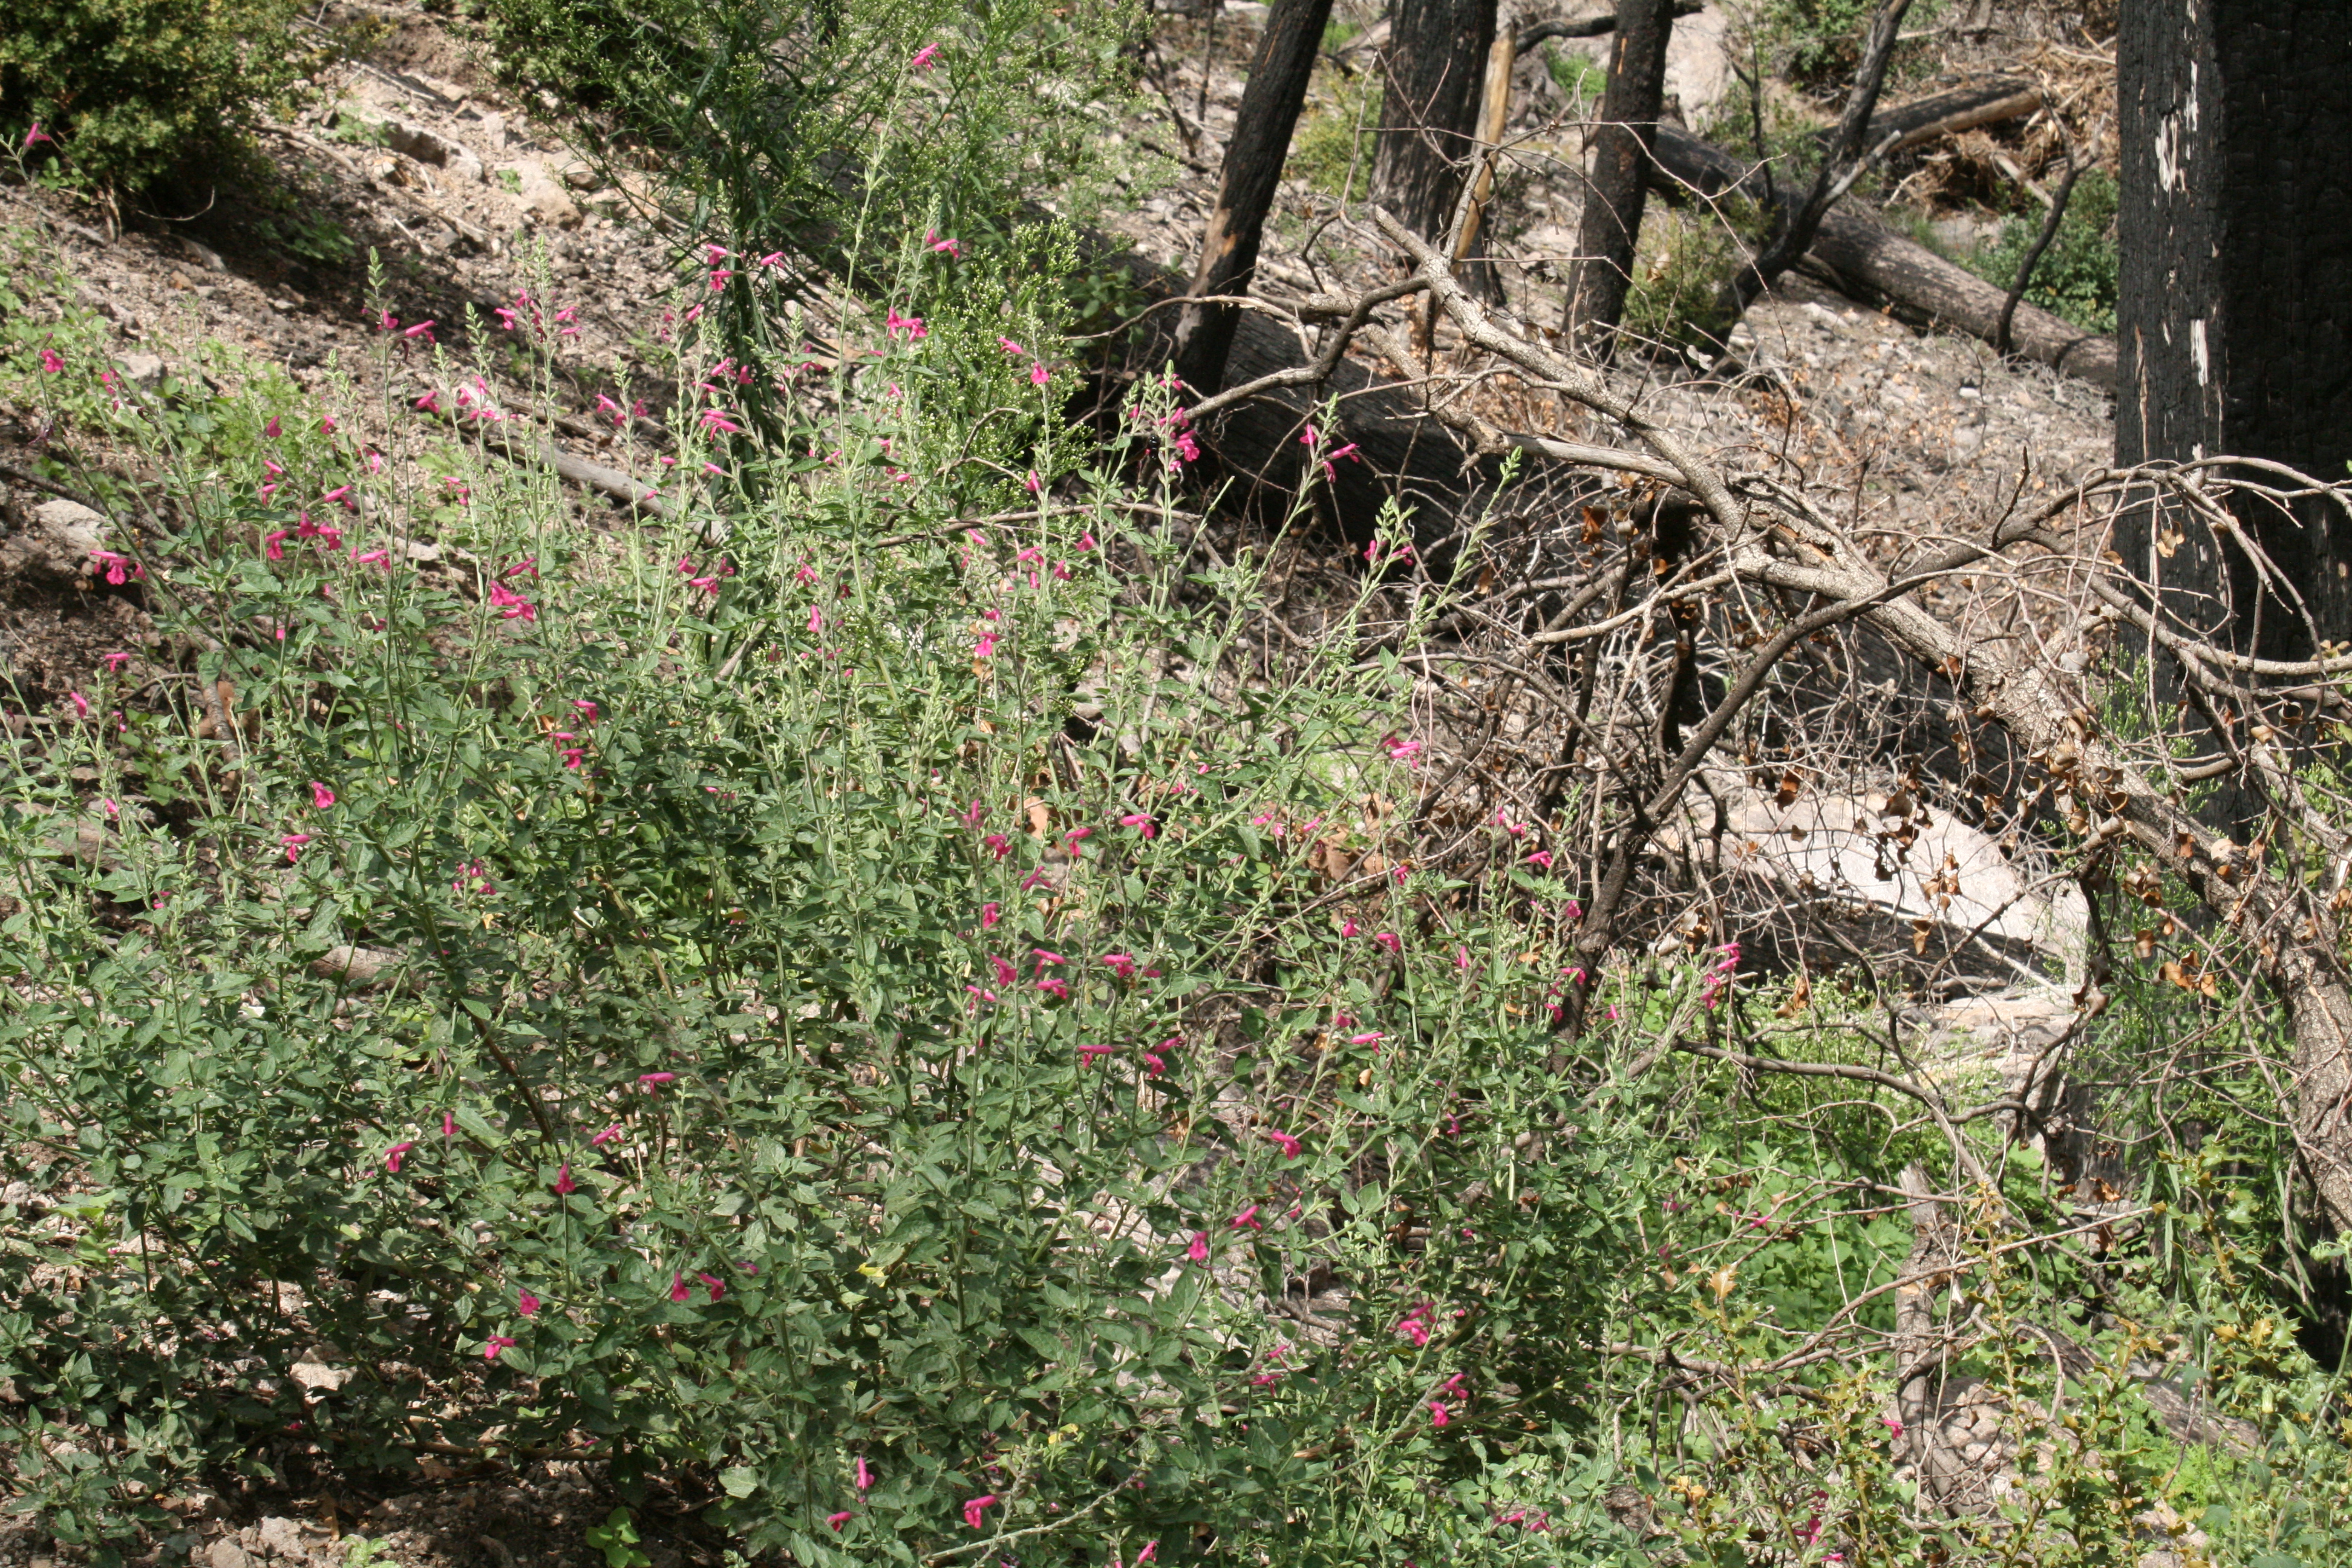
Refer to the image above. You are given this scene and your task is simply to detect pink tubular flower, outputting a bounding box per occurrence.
[1064,826,1092,846]
[403,320,437,343]
[554,1163,577,1195]
[701,408,743,435]
[485,1334,518,1361]
[103,650,131,672]
[1340,918,1360,938]
[1100,952,1137,980]
[1078,1043,1119,1062]
[826,1512,852,1532]
[1136,1544,1157,1564]
[885,308,926,341]
[384,1141,417,1173]
[1030,361,1051,387]
[488,581,538,622]
[926,230,961,258]
[414,390,441,414]
[1428,1401,1450,1428]
[962,1495,996,1530]
[520,1290,541,1317]
[592,1123,623,1146]
[981,902,1002,929]
[639,1071,676,1087]
[1373,932,1402,955]
[281,833,313,864]
[23,122,54,151]
[1036,977,1070,1001]
[1396,1304,1431,1348]
[1266,1130,1302,1160]
[321,484,353,509]
[670,1272,690,1303]
[1524,850,1553,870]
[990,955,1019,987]
[1230,1204,1263,1230]
[974,630,999,659]
[39,348,64,373]
[311,782,336,810]
[573,699,599,722]
[1119,812,1156,838]
[984,833,1012,860]
[855,1457,875,1491]
[698,1272,725,1303]
[910,42,941,71]
[1349,1031,1384,1045]
[1186,1231,1209,1263]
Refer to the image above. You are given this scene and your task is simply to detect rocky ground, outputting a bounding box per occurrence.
[0,2,2125,1561]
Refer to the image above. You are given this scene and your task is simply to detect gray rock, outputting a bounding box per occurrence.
[255,1516,310,1560]
[1667,765,2089,978]
[496,162,581,229]
[117,353,166,386]
[381,119,486,185]
[207,1538,254,1568]
[32,497,107,554]
[1,497,109,583]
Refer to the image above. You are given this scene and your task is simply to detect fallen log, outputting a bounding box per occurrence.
[1816,75,2044,156]
[1648,121,2117,388]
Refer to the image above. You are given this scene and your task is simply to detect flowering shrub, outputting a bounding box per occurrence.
[5,8,2348,1564]
[0,0,316,194]
[0,221,1688,1561]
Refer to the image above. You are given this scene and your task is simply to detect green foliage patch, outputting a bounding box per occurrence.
[1959,166,2122,336]
[0,0,317,196]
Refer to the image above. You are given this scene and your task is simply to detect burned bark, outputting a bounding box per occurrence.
[2114,0,2352,659]
[1371,0,1498,242]
[1171,0,1338,394]
[1562,0,1677,355]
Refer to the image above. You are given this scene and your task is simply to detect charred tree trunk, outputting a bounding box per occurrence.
[1371,0,1499,241]
[1562,0,1676,354]
[1172,0,1338,394]
[2115,0,2352,659]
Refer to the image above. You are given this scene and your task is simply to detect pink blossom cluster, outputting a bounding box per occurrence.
[1699,941,1741,1009]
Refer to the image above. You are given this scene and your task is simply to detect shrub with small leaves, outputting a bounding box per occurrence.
[0,0,317,195]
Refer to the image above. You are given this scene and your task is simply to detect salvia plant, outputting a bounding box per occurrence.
[4,5,2350,1566]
